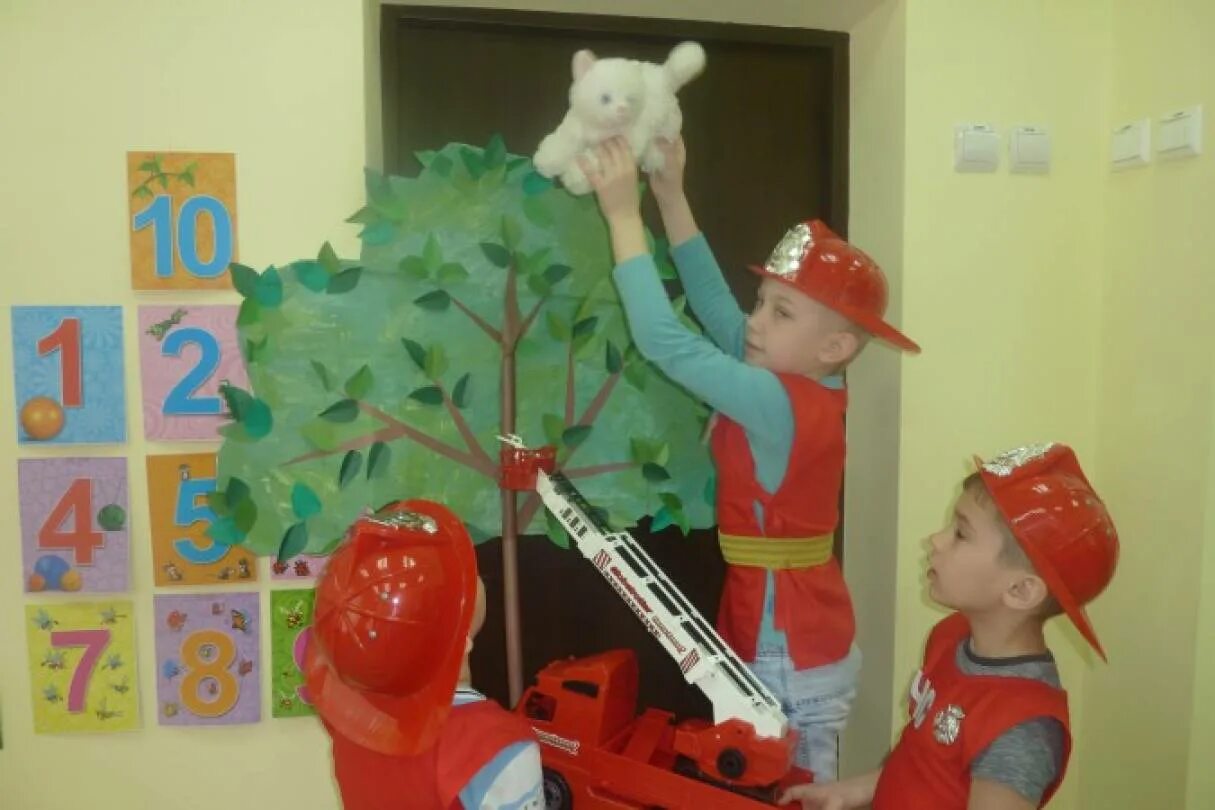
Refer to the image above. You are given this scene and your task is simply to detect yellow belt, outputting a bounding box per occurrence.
[719,532,834,569]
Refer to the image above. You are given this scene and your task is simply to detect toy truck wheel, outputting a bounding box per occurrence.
[717,747,748,780]
[542,767,573,810]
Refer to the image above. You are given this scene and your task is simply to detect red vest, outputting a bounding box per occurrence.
[325,697,534,810]
[711,374,852,669]
[872,614,1072,810]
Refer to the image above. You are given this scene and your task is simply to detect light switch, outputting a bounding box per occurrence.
[1158,105,1202,159]
[1010,125,1051,174]
[954,124,999,173]
[1111,118,1151,170]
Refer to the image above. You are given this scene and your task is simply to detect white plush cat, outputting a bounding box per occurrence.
[533,42,706,195]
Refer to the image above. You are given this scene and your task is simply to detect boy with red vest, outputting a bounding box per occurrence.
[579,136,919,779]
[305,500,543,809]
[781,442,1120,809]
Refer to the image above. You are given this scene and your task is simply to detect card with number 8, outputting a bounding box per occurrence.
[153,593,261,725]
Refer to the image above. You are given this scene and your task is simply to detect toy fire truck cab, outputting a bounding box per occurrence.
[520,649,809,809]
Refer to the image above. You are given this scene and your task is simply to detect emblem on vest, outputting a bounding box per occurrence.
[909,670,936,729]
[933,705,966,745]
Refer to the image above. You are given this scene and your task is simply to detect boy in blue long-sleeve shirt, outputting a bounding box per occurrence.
[578,135,919,780]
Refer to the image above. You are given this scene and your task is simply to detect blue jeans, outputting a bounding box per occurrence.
[748,644,862,781]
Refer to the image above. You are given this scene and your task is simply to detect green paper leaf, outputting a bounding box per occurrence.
[310,360,333,391]
[225,477,251,506]
[484,134,507,169]
[542,413,565,446]
[562,424,592,447]
[572,316,599,341]
[650,507,675,533]
[480,242,511,268]
[414,289,451,311]
[430,153,454,177]
[452,373,471,408]
[460,148,485,180]
[624,360,649,391]
[424,344,448,379]
[278,522,309,563]
[547,312,571,341]
[339,451,363,489]
[205,490,230,518]
[367,441,391,480]
[294,260,330,292]
[360,221,395,245]
[291,483,322,520]
[605,340,622,373]
[527,274,551,297]
[327,266,363,294]
[228,263,259,298]
[642,462,671,482]
[345,206,377,225]
[399,255,428,279]
[220,384,254,422]
[544,264,573,287]
[243,398,273,439]
[318,242,341,275]
[232,496,258,533]
[704,472,717,504]
[522,170,554,196]
[415,149,436,167]
[401,338,427,371]
[344,365,374,400]
[207,516,244,545]
[319,399,359,423]
[138,160,158,172]
[437,262,469,285]
[236,297,261,327]
[408,386,444,406]
[256,267,283,307]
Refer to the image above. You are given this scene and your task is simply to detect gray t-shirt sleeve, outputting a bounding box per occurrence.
[971,716,1065,804]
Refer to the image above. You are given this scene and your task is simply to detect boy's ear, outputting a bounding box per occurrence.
[818,330,860,366]
[1004,573,1050,613]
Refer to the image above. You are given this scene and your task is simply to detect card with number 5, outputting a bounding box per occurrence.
[137,305,248,440]
[147,453,258,586]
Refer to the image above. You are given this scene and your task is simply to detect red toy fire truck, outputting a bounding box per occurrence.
[499,436,811,809]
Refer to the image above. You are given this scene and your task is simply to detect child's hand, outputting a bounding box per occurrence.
[649,136,687,203]
[578,136,641,225]
[779,780,868,810]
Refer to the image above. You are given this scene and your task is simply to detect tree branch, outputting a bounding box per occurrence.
[449,293,503,344]
[517,370,623,527]
[282,402,496,479]
[518,296,546,345]
[564,343,575,425]
[436,381,496,473]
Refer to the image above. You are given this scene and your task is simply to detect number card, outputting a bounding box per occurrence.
[11,306,126,444]
[19,458,130,593]
[154,593,260,726]
[270,588,317,718]
[25,601,140,733]
[147,453,258,586]
[137,306,249,440]
[271,553,327,581]
[128,152,238,291]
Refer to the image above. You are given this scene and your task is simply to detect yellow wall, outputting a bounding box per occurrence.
[0,2,365,808]
[1084,1,1215,808]
[3,1,1212,808]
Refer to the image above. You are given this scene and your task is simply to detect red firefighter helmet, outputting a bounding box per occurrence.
[976,443,1120,660]
[304,499,478,755]
[749,219,920,353]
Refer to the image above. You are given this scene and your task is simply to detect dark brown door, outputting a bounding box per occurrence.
[382,5,848,720]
